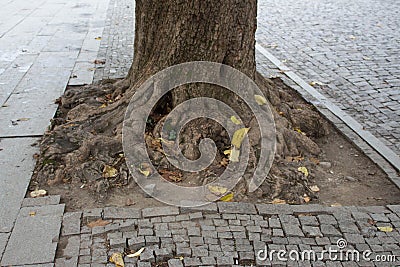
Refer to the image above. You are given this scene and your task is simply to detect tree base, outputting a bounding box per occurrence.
[30,72,332,204]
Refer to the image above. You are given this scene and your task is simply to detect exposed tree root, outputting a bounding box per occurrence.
[32,72,329,204]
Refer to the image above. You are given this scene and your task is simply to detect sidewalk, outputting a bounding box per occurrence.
[0,0,111,264]
[0,0,400,266]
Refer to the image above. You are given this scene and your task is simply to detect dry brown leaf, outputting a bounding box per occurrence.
[30,189,47,198]
[220,158,229,167]
[271,198,286,204]
[87,219,110,228]
[285,155,304,162]
[310,185,320,192]
[310,157,320,165]
[125,198,135,206]
[159,169,182,182]
[17,118,30,121]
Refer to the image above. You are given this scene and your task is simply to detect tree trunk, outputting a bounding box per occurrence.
[126,0,257,102]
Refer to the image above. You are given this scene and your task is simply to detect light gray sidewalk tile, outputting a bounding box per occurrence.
[0,137,39,233]
[1,204,65,265]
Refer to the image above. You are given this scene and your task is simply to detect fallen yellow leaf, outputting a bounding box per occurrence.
[298,167,309,177]
[223,149,231,155]
[377,226,393,232]
[109,252,124,267]
[254,95,267,105]
[29,211,36,216]
[103,165,118,178]
[139,169,150,177]
[208,185,228,196]
[229,147,240,162]
[230,116,242,125]
[220,192,234,202]
[294,128,306,136]
[138,163,152,177]
[127,247,145,258]
[231,128,250,148]
[303,196,311,203]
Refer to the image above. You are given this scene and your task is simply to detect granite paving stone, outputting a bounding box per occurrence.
[1,204,65,265]
[22,196,61,207]
[0,138,39,233]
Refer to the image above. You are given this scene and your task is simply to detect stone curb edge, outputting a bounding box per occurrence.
[75,203,400,221]
[255,43,400,189]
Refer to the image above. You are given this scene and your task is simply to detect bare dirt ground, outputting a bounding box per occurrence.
[29,78,400,211]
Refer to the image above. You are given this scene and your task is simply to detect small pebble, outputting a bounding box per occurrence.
[319,161,332,169]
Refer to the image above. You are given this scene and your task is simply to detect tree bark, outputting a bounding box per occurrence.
[126,0,257,103]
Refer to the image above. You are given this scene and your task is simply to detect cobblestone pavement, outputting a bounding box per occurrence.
[93,0,134,81]
[54,202,400,266]
[256,0,400,155]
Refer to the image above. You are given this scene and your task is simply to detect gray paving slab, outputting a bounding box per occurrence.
[68,61,95,85]
[0,233,10,262]
[0,138,39,233]
[1,204,65,266]
[0,89,61,137]
[21,196,61,207]
[0,53,38,106]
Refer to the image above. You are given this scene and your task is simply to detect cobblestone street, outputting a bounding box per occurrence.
[256,0,400,155]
